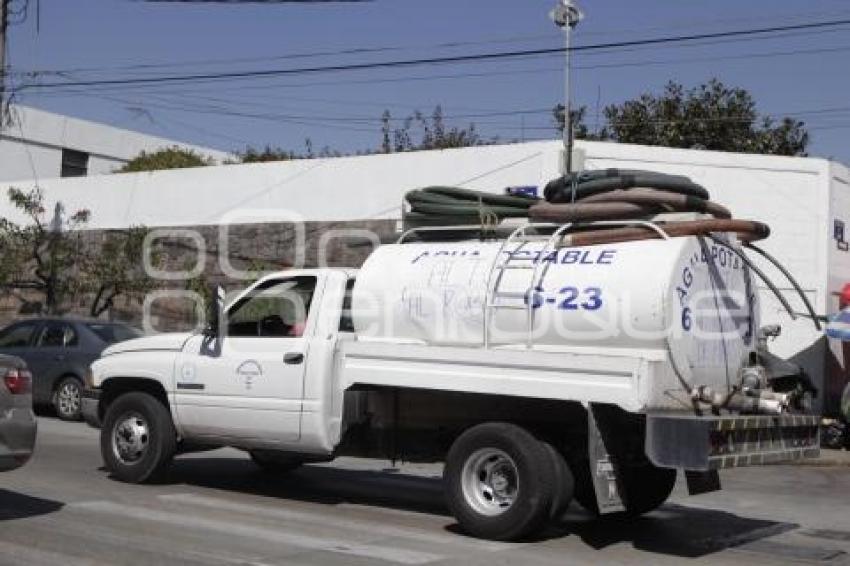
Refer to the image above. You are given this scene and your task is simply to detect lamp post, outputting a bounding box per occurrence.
[551,0,583,174]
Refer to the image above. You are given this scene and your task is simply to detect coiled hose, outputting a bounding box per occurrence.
[404,170,768,242]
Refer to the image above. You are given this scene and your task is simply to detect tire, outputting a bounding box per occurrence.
[100,392,176,484]
[443,423,554,541]
[54,376,83,421]
[249,450,303,473]
[570,459,676,517]
[621,464,676,516]
[821,421,847,450]
[543,442,574,522]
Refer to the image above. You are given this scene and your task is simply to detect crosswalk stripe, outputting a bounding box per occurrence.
[74,500,444,565]
[158,492,509,551]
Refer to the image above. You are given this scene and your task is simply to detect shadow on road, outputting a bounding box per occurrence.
[0,489,64,521]
[168,456,449,516]
[165,455,798,558]
[544,503,797,557]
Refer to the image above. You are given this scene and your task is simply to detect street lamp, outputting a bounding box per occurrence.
[551,0,583,174]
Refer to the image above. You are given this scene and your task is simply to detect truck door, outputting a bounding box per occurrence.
[174,276,318,444]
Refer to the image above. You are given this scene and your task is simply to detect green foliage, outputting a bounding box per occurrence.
[239,146,299,163]
[0,187,159,317]
[118,146,213,173]
[381,106,485,152]
[595,79,809,156]
[552,105,591,139]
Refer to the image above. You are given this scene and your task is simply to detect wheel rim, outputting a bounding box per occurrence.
[112,412,150,464]
[461,448,519,516]
[57,381,81,417]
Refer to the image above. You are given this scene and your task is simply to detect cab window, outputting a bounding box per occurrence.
[0,321,38,348]
[339,279,356,333]
[227,276,316,338]
[37,322,78,348]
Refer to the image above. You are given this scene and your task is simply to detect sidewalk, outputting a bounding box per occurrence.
[793,447,850,467]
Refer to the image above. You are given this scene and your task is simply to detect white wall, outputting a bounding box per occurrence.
[0,140,556,228]
[0,105,231,182]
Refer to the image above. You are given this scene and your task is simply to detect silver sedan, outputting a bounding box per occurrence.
[0,354,37,471]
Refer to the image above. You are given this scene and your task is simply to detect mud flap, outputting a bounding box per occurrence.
[685,470,721,495]
[588,404,626,514]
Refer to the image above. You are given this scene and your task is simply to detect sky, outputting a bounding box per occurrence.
[5,0,850,162]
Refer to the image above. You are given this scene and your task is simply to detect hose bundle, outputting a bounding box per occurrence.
[403,169,769,242]
[529,169,769,243]
[404,186,536,228]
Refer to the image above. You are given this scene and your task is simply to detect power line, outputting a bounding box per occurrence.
[13,17,850,92]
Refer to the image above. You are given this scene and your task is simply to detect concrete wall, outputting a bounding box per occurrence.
[0,105,231,182]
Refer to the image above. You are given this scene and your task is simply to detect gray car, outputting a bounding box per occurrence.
[0,354,36,472]
[0,318,141,421]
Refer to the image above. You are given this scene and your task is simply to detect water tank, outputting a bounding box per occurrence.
[352,235,759,390]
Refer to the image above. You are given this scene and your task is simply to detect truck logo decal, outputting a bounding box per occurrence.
[236,360,263,390]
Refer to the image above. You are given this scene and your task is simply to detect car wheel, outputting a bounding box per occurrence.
[249,450,303,473]
[54,376,83,421]
[444,422,554,541]
[100,392,176,484]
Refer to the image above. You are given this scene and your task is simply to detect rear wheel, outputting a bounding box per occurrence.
[54,376,83,421]
[249,450,303,473]
[444,423,554,541]
[543,442,574,522]
[571,458,676,517]
[101,392,176,483]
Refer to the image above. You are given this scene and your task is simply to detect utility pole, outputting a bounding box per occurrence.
[0,0,8,123]
[551,0,583,175]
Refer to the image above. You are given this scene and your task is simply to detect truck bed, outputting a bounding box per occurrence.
[340,340,684,412]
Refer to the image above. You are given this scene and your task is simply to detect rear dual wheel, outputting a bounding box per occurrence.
[443,423,574,541]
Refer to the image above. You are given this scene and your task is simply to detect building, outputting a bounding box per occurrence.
[0,139,848,415]
[0,105,230,182]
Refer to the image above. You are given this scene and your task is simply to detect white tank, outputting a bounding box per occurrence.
[352,235,760,391]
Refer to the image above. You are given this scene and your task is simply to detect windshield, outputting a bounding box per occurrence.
[86,323,143,344]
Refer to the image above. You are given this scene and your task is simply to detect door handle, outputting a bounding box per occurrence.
[284,352,304,365]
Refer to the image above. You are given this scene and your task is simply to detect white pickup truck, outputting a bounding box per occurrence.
[83,225,820,541]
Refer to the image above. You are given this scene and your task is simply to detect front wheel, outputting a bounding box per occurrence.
[100,392,176,483]
[444,423,554,541]
[54,376,83,421]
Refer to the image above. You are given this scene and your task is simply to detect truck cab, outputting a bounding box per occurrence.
[85,269,353,457]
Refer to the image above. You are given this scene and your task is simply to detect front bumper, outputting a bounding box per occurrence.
[0,407,37,472]
[646,413,820,471]
[81,388,101,429]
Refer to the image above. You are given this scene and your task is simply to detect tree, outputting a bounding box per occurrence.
[552,105,591,139]
[117,146,213,173]
[596,79,809,156]
[382,106,485,152]
[0,187,158,317]
[239,145,299,163]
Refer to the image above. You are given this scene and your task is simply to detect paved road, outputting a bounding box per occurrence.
[2,417,850,566]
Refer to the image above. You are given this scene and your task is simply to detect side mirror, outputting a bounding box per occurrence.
[205,285,226,337]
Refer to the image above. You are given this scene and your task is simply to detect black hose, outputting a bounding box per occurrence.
[744,242,822,331]
[544,168,711,203]
[707,235,797,324]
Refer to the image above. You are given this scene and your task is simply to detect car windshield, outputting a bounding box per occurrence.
[85,323,142,344]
